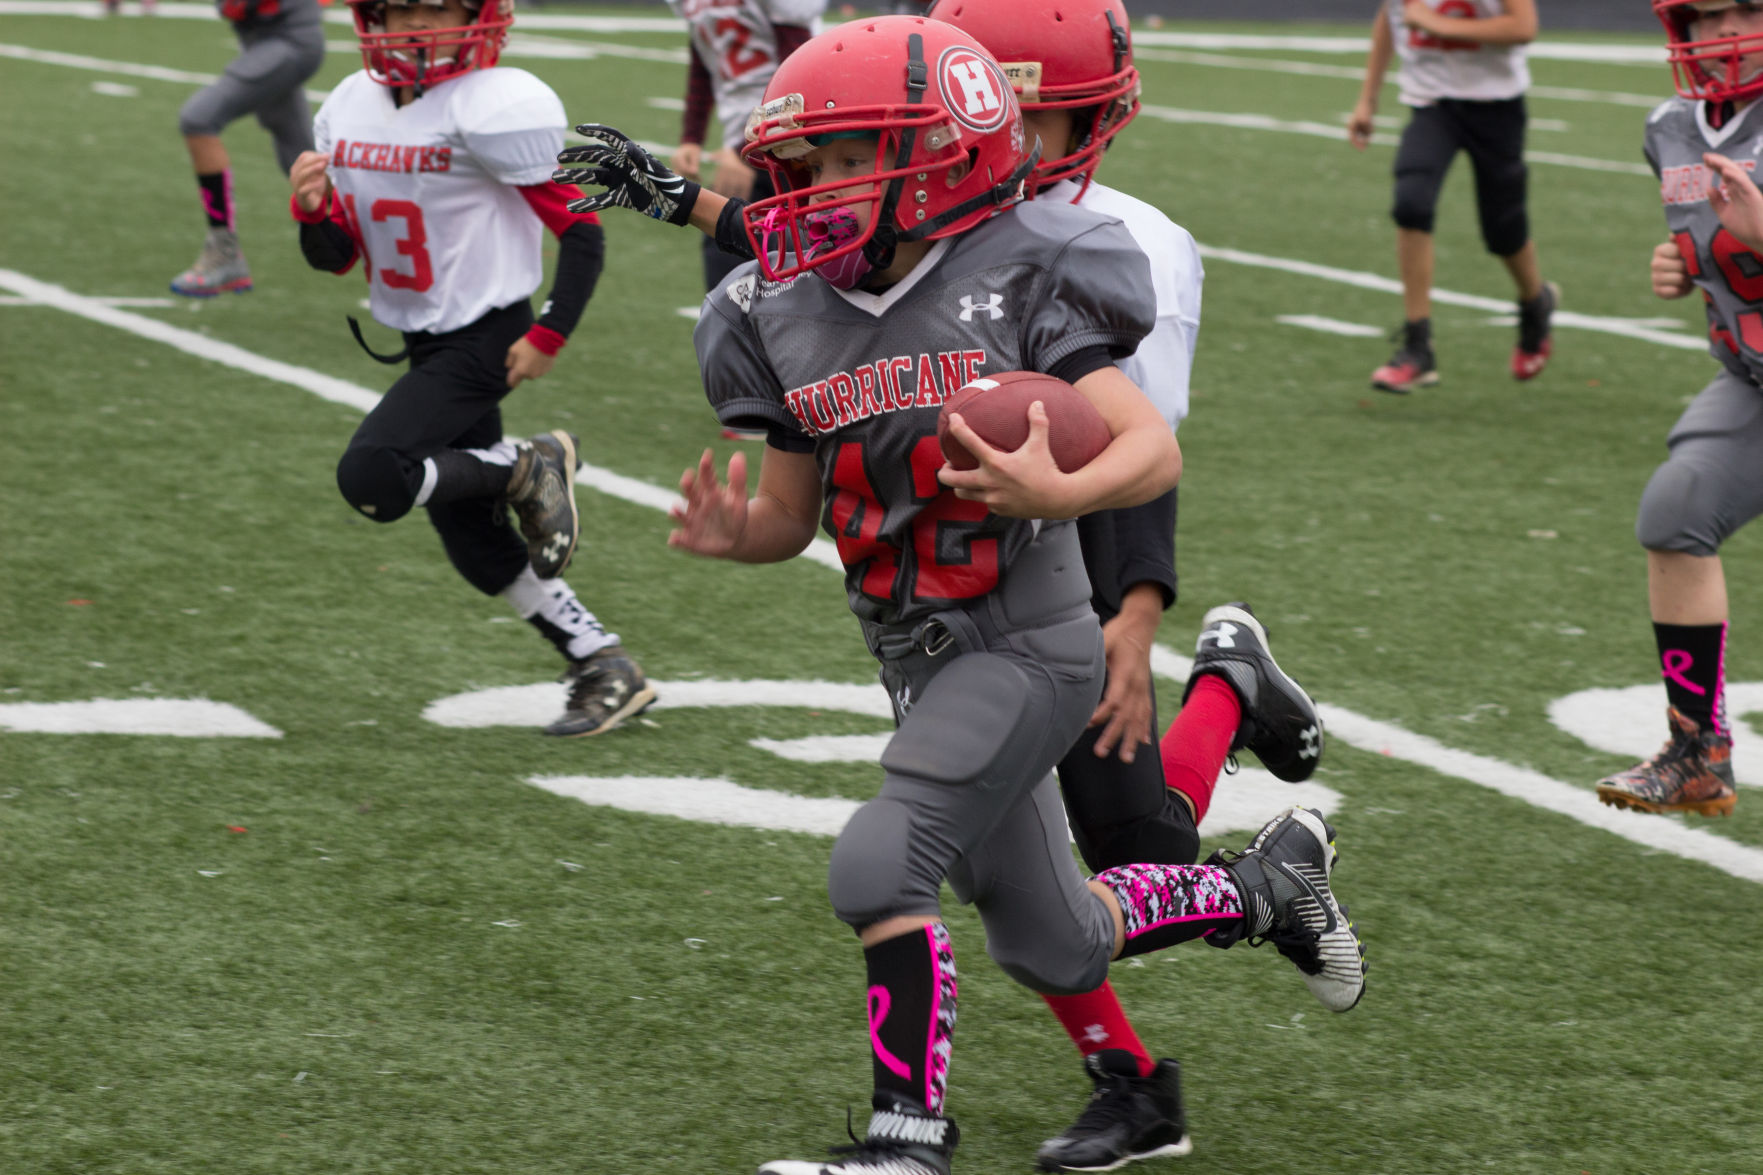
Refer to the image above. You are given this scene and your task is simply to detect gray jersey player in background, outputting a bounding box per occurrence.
[170,0,325,297]
[1596,0,1763,820]
[559,16,1365,1175]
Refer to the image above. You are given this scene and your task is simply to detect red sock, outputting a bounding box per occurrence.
[1161,675,1242,825]
[1040,981,1155,1077]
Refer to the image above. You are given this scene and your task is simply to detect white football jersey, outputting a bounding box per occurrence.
[312,68,567,334]
[666,0,826,151]
[1068,179,1203,431]
[1387,0,1529,106]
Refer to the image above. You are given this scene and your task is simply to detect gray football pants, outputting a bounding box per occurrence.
[828,523,1120,997]
[178,14,325,174]
[1636,367,1763,557]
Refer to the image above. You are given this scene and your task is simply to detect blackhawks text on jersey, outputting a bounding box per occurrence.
[693,198,1155,625]
[1645,95,1763,386]
[312,67,566,334]
[1387,0,1529,107]
[666,0,826,152]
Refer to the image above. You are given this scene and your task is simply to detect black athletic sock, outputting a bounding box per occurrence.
[863,924,957,1116]
[1652,621,1727,734]
[1404,317,1432,353]
[197,171,232,230]
[426,448,514,505]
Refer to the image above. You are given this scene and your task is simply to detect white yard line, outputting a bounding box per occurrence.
[1200,245,1707,353]
[0,41,330,100]
[1138,104,1653,176]
[1276,315,1386,338]
[1135,48,1665,110]
[5,265,1756,882]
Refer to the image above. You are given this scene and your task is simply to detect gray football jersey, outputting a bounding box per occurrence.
[694,199,1155,624]
[1645,96,1763,385]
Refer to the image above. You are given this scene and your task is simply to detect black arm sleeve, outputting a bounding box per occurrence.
[1047,343,1117,386]
[713,196,756,261]
[535,220,606,339]
[299,219,358,274]
[1076,488,1178,622]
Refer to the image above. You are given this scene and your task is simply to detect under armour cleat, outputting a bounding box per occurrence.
[1184,603,1323,782]
[1036,1051,1189,1173]
[1595,706,1736,817]
[1512,281,1559,381]
[1371,321,1438,394]
[1207,806,1366,1013]
[169,228,252,297]
[545,646,657,738]
[505,430,580,579]
[759,1101,959,1175]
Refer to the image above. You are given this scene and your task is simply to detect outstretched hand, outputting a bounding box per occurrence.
[937,401,1077,519]
[555,124,700,225]
[668,448,750,558]
[1705,151,1763,254]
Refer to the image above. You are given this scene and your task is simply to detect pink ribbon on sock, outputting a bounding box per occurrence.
[1661,649,1707,696]
[866,985,912,1081]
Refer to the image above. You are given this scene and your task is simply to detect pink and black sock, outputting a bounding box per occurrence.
[864,923,957,1115]
[197,170,234,231]
[1040,980,1156,1077]
[1093,862,1243,957]
[1161,675,1242,824]
[1653,621,1728,736]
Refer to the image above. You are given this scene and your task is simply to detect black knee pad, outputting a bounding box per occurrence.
[1391,171,1440,233]
[1636,459,1725,556]
[1075,796,1201,873]
[335,444,416,523]
[828,798,939,929]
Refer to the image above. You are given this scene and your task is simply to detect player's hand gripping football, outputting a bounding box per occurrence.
[1705,150,1763,255]
[668,448,750,558]
[938,401,1078,519]
[555,125,701,225]
[1650,239,1695,300]
[290,150,332,215]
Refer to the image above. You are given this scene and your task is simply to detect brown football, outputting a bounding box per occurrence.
[937,371,1112,474]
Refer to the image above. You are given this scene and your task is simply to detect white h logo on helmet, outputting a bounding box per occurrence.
[938,47,1010,132]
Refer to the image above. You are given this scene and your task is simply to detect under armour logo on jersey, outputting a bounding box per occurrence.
[958,293,1004,322]
[1199,622,1238,650]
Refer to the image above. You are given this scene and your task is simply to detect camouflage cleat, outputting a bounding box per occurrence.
[1184,603,1323,782]
[170,228,252,297]
[545,646,656,738]
[1596,706,1736,817]
[1207,806,1366,1013]
[506,430,580,579]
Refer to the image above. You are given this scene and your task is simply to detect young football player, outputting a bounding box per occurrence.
[170,0,326,296]
[1347,0,1557,393]
[561,17,1365,1175]
[928,2,1325,1168]
[289,0,655,738]
[1594,0,1763,818]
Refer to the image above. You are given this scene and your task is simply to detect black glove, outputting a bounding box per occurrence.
[554,124,701,226]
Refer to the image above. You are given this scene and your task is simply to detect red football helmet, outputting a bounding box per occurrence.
[927,0,1140,198]
[740,16,1035,286]
[1656,0,1763,104]
[346,0,513,93]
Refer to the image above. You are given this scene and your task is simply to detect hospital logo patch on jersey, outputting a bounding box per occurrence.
[936,47,1010,133]
[726,273,758,313]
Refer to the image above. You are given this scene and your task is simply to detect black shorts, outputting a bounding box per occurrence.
[1391,97,1530,256]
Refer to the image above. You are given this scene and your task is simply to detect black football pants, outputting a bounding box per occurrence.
[1392,96,1530,257]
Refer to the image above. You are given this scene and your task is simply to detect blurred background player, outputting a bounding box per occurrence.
[1347,0,1557,393]
[665,0,825,440]
[929,3,1326,1168]
[170,0,326,297]
[564,16,1365,1175]
[1594,0,1763,819]
[289,0,655,738]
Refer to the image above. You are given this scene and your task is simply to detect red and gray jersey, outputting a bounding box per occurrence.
[665,0,826,151]
[1387,0,1528,106]
[694,199,1155,624]
[1645,95,1763,385]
